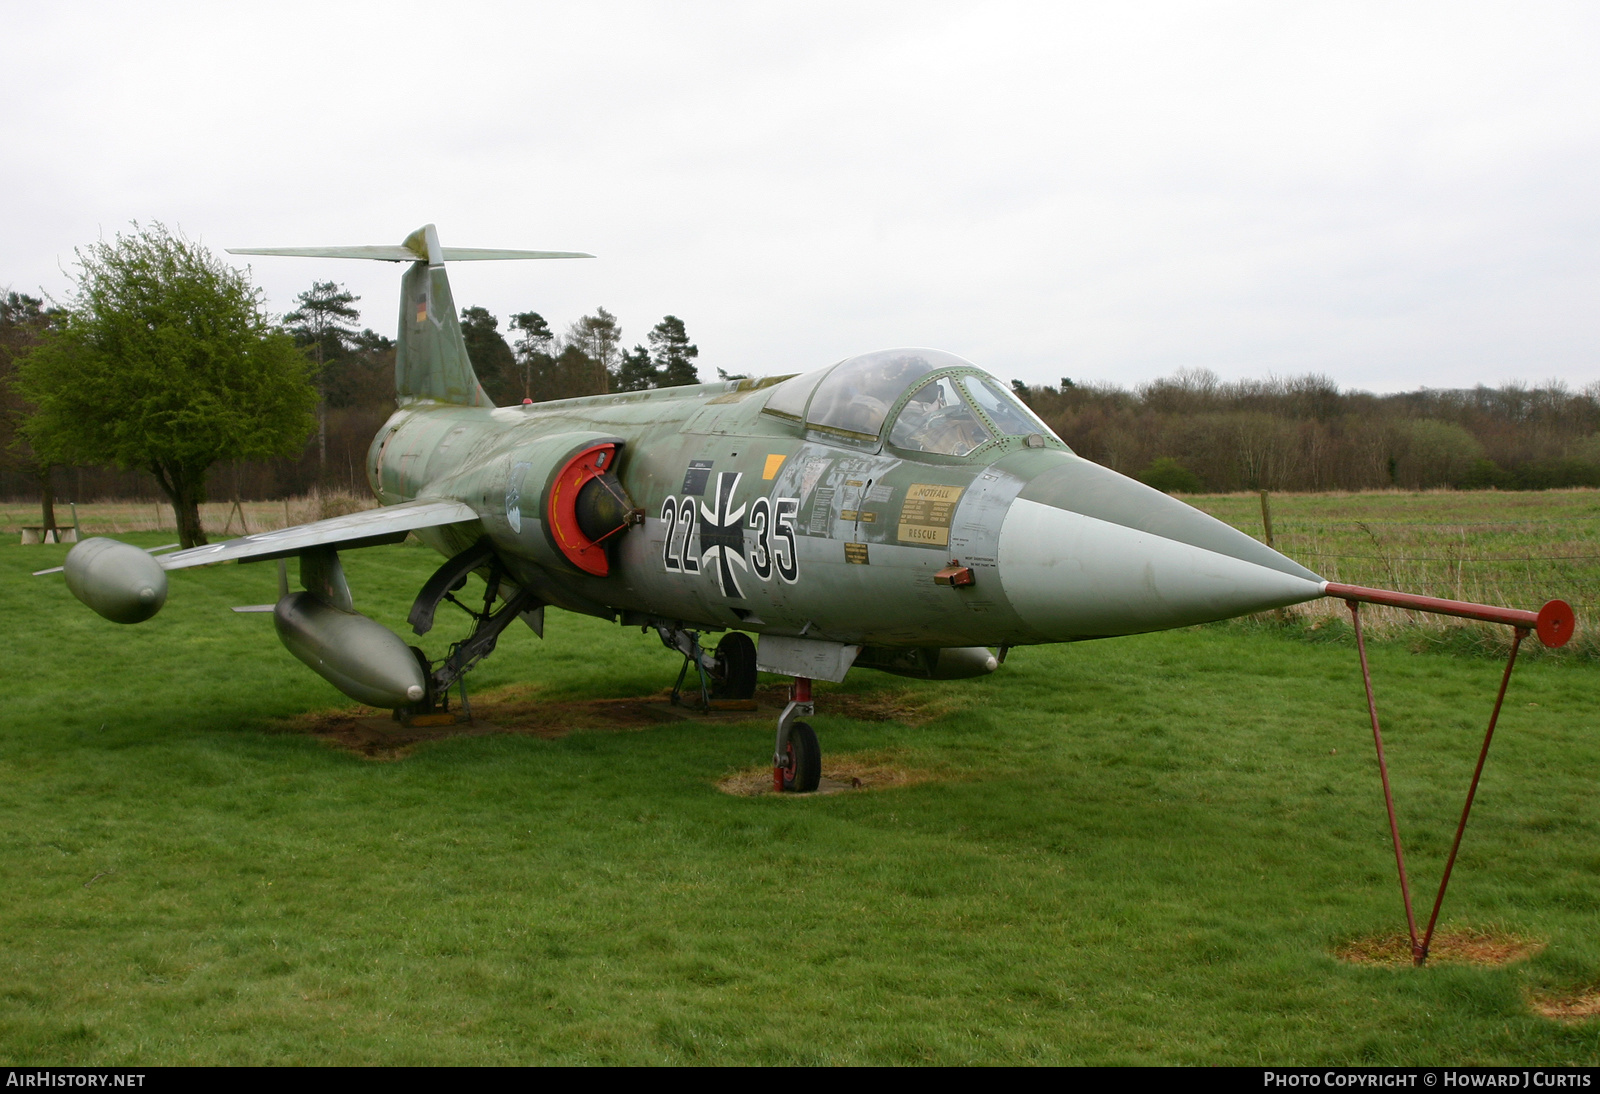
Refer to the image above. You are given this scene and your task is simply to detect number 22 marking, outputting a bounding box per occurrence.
[661,497,699,573]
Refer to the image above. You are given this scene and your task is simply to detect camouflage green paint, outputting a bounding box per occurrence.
[366,363,1325,650]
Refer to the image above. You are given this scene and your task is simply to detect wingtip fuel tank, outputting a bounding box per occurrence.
[63,537,169,624]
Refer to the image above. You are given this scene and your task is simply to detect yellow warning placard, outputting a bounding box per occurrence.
[897,483,964,547]
[762,453,786,480]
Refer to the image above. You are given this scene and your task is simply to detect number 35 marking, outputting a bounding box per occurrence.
[749,496,799,584]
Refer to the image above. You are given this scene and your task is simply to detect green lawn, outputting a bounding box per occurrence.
[1186,489,1600,658]
[2,533,1598,1064]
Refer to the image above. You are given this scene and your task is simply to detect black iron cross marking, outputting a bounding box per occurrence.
[698,471,748,599]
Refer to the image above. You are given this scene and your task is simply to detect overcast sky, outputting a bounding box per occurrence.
[4,2,1598,393]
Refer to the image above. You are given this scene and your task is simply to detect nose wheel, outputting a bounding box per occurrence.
[773,677,821,793]
[777,721,821,793]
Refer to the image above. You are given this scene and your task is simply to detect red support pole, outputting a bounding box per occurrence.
[1417,627,1527,962]
[1328,583,1568,966]
[1325,583,1574,649]
[1348,600,1423,964]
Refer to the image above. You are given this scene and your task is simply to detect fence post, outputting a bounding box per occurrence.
[1259,489,1275,548]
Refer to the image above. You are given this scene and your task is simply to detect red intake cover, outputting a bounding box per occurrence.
[548,443,619,577]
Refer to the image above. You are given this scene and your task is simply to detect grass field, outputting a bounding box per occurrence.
[1182,490,1600,661]
[3,515,1599,1066]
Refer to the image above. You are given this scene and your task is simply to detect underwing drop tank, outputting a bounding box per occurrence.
[272,549,427,709]
[63,537,168,624]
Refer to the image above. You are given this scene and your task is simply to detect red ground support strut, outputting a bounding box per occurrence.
[1420,627,1526,963]
[1347,601,1422,962]
[1334,582,1564,967]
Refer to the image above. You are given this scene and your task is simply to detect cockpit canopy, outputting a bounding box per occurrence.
[761,348,1063,457]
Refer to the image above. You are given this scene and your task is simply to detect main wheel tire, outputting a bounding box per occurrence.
[781,721,822,793]
[710,632,757,700]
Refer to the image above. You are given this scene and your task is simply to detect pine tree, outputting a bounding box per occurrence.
[458,306,516,404]
[1,292,65,532]
[550,344,602,400]
[648,315,700,387]
[284,281,360,476]
[565,308,621,393]
[509,311,554,400]
[615,345,658,392]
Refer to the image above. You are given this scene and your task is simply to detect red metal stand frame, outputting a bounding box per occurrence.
[1335,583,1560,966]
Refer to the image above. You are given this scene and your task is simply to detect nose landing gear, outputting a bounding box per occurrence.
[655,627,823,793]
[774,677,821,793]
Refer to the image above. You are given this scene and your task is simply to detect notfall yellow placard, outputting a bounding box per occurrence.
[897,483,964,547]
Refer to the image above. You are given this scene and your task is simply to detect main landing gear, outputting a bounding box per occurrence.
[656,626,758,709]
[397,543,540,726]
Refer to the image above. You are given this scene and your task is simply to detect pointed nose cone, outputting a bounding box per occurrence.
[998,457,1324,639]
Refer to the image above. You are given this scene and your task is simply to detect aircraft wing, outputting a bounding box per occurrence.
[155,498,479,571]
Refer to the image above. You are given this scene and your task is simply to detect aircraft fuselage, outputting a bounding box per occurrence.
[368,375,1324,651]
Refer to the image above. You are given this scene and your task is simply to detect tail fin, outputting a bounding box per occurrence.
[228,224,593,408]
[396,225,486,406]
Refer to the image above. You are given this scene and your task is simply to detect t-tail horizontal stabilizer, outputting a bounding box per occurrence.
[227,224,594,265]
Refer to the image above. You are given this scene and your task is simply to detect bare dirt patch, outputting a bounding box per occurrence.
[749,683,953,726]
[277,690,689,760]
[275,681,947,761]
[281,709,505,760]
[715,753,937,797]
[1335,928,1544,968]
[1529,989,1600,1023]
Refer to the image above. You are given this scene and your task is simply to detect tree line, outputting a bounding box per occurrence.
[1014,369,1600,493]
[286,281,703,410]
[6,224,1598,549]
[0,223,704,544]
